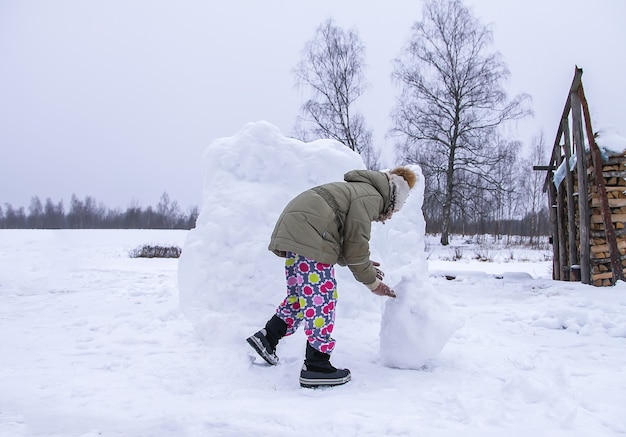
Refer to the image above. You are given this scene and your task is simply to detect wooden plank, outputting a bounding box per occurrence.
[591,198,626,208]
[591,253,626,265]
[590,239,626,254]
[546,67,583,194]
[550,174,561,280]
[562,119,578,279]
[606,158,626,165]
[592,271,619,280]
[571,90,591,284]
[592,257,611,265]
[552,67,583,156]
[590,214,626,223]
[602,171,626,178]
[591,227,626,238]
[579,83,626,283]
[557,159,568,280]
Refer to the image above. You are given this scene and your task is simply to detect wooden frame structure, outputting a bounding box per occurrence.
[538,67,626,286]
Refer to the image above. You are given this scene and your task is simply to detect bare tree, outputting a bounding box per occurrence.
[68,195,86,229]
[294,18,379,169]
[2,204,26,228]
[124,200,143,229]
[28,196,44,228]
[519,131,548,246]
[391,0,530,245]
[43,198,65,228]
[0,196,197,229]
[156,192,181,229]
[68,195,105,228]
[487,136,523,239]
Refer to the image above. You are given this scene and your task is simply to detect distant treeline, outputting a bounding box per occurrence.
[0,193,198,230]
[2,191,550,242]
[425,210,551,238]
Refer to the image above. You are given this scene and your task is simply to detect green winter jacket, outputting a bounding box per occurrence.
[268,170,391,287]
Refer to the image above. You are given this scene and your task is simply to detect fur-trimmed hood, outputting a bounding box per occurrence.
[379,167,417,222]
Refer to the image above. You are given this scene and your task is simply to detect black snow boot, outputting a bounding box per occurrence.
[264,315,288,349]
[299,343,351,388]
[246,315,287,366]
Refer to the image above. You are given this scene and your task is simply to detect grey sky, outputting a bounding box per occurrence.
[1,0,624,211]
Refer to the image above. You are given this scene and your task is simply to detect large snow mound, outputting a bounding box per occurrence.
[177,121,461,368]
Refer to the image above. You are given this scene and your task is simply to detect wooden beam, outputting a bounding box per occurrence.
[571,89,591,284]
[562,120,578,280]
[549,177,560,280]
[546,66,584,193]
[556,152,567,280]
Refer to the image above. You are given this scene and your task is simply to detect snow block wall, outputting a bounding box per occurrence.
[178,121,461,368]
[177,121,364,344]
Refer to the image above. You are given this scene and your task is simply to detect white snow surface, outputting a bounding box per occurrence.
[595,125,626,155]
[0,124,625,436]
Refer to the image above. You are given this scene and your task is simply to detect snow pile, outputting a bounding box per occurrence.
[376,170,464,368]
[178,121,363,344]
[178,121,461,368]
[595,125,626,156]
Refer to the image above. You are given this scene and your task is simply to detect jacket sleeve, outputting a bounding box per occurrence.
[341,196,380,286]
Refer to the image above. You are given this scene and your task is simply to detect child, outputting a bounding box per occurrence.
[247,167,416,388]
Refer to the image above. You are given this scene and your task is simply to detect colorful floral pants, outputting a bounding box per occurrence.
[275,252,338,354]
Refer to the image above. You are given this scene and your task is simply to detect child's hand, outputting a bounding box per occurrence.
[371,282,396,298]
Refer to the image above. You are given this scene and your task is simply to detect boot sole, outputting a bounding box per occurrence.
[299,373,351,388]
[246,335,278,366]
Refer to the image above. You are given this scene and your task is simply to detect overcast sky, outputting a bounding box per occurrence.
[1,0,625,211]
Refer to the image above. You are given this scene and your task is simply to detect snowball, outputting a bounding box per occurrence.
[379,273,464,369]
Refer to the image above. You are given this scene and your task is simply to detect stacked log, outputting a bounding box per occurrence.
[588,153,626,286]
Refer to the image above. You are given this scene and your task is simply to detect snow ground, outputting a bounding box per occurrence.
[1,229,625,437]
[2,121,625,437]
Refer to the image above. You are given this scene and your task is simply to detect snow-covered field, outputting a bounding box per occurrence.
[2,121,625,436]
[1,229,625,437]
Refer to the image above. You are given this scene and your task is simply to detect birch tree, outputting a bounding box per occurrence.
[392,0,530,245]
[294,18,379,169]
